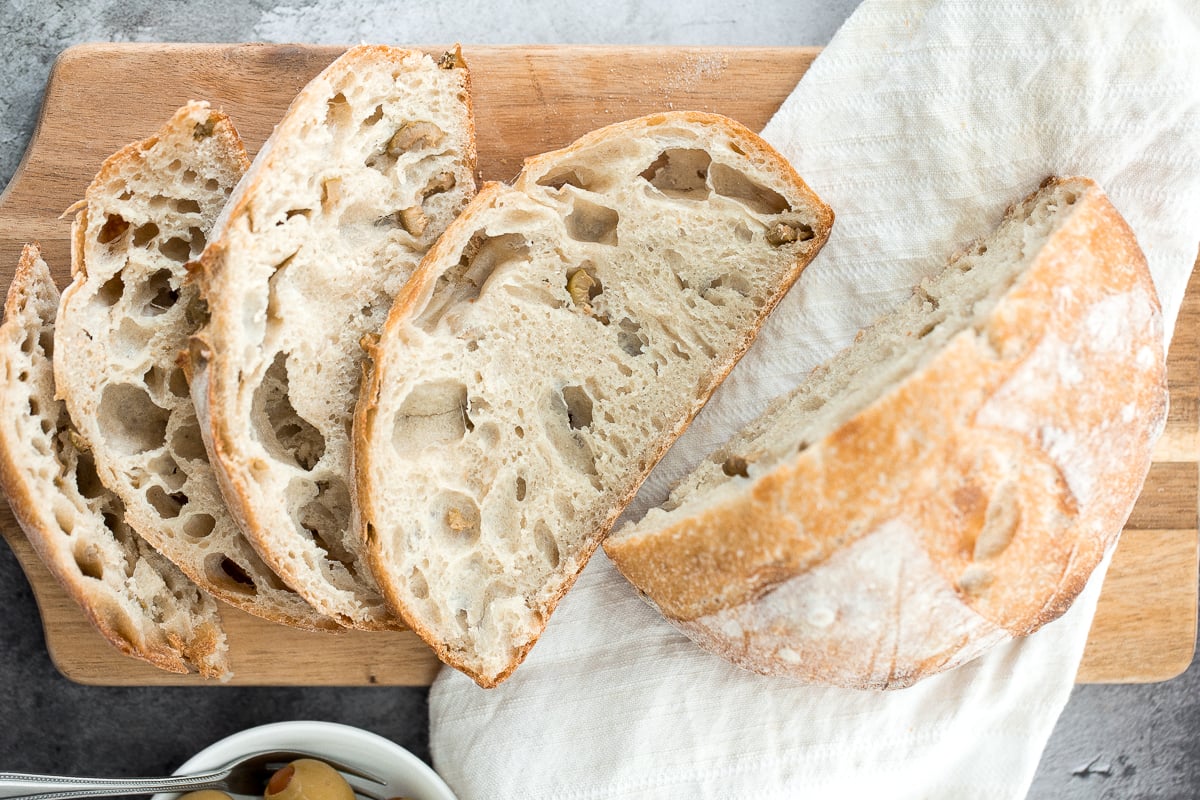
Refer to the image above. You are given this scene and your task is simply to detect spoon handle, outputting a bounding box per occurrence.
[0,768,228,800]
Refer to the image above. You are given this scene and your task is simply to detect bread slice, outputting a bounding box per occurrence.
[0,244,229,677]
[605,177,1168,689]
[356,111,834,686]
[53,103,335,631]
[191,46,477,629]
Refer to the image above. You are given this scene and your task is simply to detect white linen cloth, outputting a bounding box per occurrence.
[430,2,1200,797]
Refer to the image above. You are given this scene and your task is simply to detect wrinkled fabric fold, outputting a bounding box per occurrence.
[431,2,1200,797]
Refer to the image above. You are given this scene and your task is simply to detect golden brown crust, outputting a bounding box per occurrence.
[605,178,1167,688]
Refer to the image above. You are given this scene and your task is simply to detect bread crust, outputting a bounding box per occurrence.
[0,245,227,677]
[193,45,477,630]
[605,177,1168,689]
[53,102,338,632]
[357,112,834,687]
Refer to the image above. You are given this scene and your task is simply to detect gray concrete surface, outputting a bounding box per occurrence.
[0,1,1195,796]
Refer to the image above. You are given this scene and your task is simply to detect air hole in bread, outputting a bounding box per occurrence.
[433,491,482,546]
[326,92,352,128]
[533,520,560,568]
[174,198,202,214]
[669,341,691,361]
[184,513,216,539]
[98,383,169,454]
[149,452,186,491]
[171,418,208,462]
[640,149,712,199]
[168,367,189,398]
[159,237,191,264]
[132,222,160,247]
[707,273,752,298]
[184,295,209,328]
[73,450,106,499]
[412,233,530,333]
[515,475,527,502]
[721,455,750,478]
[514,425,525,439]
[182,169,199,185]
[98,214,130,244]
[561,385,593,429]
[364,105,384,126]
[709,163,791,215]
[392,380,470,454]
[204,178,220,192]
[139,269,179,316]
[74,540,104,579]
[537,166,593,192]
[252,352,327,471]
[205,554,257,595]
[728,141,747,156]
[188,227,207,255]
[565,199,619,245]
[146,485,186,518]
[95,274,125,307]
[545,387,601,487]
[766,220,815,247]
[299,478,357,572]
[409,566,430,600]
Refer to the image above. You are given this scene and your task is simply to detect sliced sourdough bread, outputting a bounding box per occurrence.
[0,244,229,677]
[605,177,1168,689]
[53,103,336,631]
[191,46,477,629]
[356,111,834,686]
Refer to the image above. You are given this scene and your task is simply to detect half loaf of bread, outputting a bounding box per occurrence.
[191,46,478,629]
[0,244,229,677]
[356,111,834,686]
[54,103,334,631]
[605,176,1168,689]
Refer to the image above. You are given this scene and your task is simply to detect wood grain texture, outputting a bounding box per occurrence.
[0,43,1193,685]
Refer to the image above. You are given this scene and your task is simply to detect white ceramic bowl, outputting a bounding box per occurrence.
[165,720,456,800]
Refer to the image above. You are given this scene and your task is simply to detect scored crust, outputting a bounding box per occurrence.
[53,102,336,631]
[356,111,834,687]
[191,45,478,629]
[606,177,1168,689]
[0,244,229,678]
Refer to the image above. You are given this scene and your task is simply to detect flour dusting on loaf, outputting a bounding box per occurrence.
[607,177,1167,689]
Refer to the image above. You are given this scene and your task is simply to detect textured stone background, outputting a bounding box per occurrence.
[0,1,1196,797]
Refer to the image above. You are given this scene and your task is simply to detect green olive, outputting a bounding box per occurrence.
[179,792,233,800]
[264,759,355,800]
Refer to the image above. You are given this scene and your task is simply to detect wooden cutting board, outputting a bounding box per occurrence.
[0,43,1194,686]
